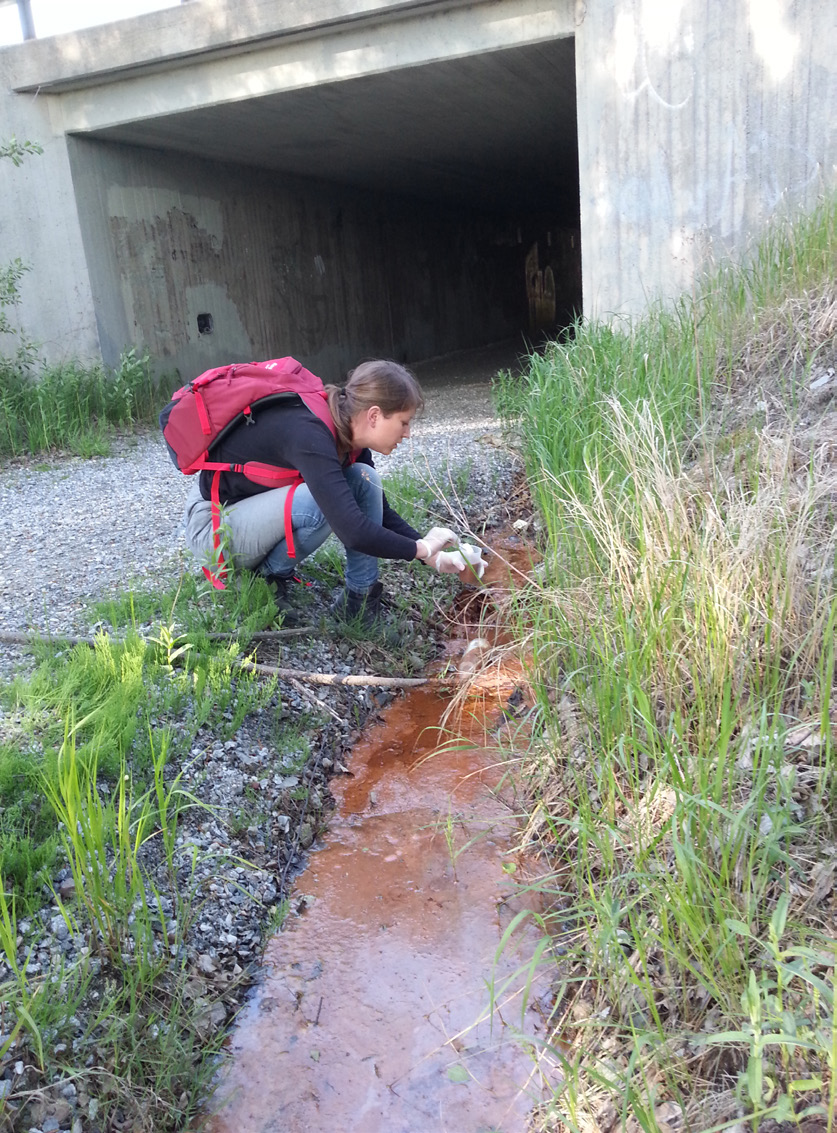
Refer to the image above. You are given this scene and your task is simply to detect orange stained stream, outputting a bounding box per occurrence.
[207,546,545,1133]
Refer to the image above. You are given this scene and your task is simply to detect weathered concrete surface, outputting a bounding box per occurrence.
[0,85,99,363]
[67,136,532,380]
[6,0,501,91]
[575,0,837,317]
[0,0,578,372]
[0,0,835,372]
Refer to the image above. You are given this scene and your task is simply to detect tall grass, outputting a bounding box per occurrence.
[497,197,837,520]
[0,347,163,457]
[499,197,837,1130]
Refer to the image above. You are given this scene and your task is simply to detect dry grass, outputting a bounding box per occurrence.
[728,286,837,382]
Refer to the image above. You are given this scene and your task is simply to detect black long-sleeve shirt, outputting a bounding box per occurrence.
[199,397,421,560]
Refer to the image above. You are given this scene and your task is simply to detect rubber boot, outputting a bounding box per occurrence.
[330,580,384,629]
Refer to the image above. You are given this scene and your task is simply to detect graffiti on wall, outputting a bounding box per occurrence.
[525,242,556,334]
[108,193,252,360]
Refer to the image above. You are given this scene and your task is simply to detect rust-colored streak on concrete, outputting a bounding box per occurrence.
[207,692,542,1133]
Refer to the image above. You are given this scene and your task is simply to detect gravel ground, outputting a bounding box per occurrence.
[0,348,526,1133]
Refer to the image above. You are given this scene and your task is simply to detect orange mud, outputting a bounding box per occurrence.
[207,540,546,1133]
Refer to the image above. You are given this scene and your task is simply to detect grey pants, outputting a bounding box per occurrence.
[183,480,293,572]
[182,463,383,589]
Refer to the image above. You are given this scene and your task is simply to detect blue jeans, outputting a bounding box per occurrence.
[259,463,382,592]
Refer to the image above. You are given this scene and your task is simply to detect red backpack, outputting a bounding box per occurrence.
[160,356,346,588]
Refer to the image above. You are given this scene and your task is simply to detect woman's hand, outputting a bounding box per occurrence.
[426,543,488,577]
[416,526,457,562]
[427,549,468,574]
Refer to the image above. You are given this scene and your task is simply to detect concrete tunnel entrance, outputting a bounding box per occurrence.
[66,35,580,382]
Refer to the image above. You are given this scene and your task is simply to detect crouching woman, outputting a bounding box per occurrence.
[182,358,457,626]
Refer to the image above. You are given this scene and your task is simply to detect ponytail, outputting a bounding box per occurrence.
[325,385,354,453]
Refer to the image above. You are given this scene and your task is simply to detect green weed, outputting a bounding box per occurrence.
[265,898,291,935]
[0,638,226,1130]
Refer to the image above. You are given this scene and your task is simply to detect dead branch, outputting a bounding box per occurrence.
[0,630,92,647]
[204,627,314,640]
[0,630,442,688]
[288,677,345,721]
[237,658,441,688]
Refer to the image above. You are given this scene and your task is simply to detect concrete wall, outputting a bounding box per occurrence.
[1,0,575,371]
[0,73,100,363]
[575,0,837,319]
[7,0,488,92]
[67,137,526,381]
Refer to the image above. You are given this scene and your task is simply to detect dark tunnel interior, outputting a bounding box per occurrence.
[76,35,580,379]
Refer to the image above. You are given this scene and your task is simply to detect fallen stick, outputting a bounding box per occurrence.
[0,630,442,688]
[206,627,313,640]
[0,630,92,647]
[288,676,344,721]
[237,658,442,689]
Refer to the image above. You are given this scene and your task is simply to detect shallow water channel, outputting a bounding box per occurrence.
[206,552,544,1133]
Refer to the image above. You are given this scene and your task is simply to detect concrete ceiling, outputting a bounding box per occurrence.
[84,36,578,216]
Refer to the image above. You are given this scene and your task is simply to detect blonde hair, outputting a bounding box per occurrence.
[325,360,424,453]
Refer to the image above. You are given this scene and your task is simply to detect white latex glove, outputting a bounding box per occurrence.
[428,550,468,574]
[428,543,489,578]
[417,526,458,560]
[457,542,488,579]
